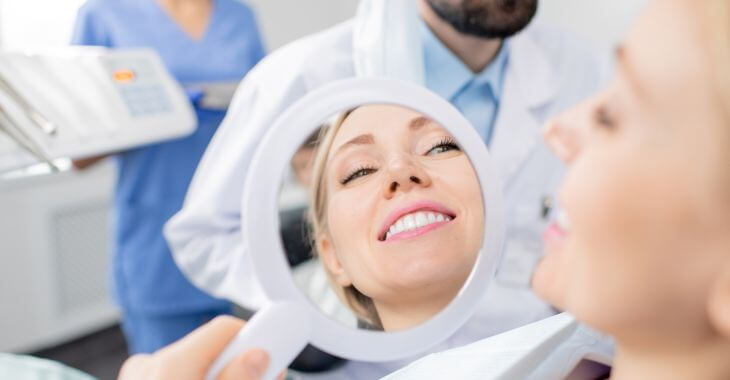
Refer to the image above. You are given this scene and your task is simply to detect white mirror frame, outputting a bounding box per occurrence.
[242,78,505,361]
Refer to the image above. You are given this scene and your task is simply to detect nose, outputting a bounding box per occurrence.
[543,98,593,164]
[382,156,432,199]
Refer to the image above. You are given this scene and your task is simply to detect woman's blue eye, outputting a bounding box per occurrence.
[426,138,461,156]
[341,166,377,185]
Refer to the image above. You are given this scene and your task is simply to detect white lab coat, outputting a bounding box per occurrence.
[164,1,611,378]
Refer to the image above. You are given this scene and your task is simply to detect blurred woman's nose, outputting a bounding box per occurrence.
[543,99,592,164]
[382,156,432,199]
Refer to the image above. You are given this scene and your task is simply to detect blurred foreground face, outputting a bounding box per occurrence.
[535,0,730,345]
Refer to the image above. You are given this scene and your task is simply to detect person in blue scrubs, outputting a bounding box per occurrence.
[70,0,265,354]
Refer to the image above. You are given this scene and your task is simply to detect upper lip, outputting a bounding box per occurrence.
[377,200,457,241]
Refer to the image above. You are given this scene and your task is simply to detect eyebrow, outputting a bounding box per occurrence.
[332,115,437,157]
[615,45,645,96]
[333,133,374,157]
[409,115,435,130]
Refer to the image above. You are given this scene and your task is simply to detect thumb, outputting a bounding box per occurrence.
[218,348,270,380]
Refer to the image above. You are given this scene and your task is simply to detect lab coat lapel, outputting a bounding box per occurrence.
[352,0,425,84]
[490,30,559,186]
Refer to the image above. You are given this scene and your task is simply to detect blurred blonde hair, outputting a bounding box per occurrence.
[308,109,384,329]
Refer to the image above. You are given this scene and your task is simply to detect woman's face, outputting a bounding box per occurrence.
[318,104,484,312]
[534,0,730,342]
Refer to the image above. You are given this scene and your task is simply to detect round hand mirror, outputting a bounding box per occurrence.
[207,78,505,379]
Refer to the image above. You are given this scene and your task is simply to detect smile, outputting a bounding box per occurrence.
[385,211,452,241]
[378,200,456,242]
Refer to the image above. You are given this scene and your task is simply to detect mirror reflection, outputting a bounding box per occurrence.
[279,104,484,332]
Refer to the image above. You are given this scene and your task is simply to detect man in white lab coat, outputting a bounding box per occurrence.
[165,0,610,377]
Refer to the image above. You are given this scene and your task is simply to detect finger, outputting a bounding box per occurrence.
[117,354,153,380]
[162,315,246,366]
[218,348,270,380]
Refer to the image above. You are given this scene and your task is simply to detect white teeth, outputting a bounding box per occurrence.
[384,210,454,240]
[415,212,428,228]
[396,219,405,232]
[404,214,416,230]
[556,209,571,230]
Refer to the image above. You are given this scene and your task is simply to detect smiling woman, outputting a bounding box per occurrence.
[532,0,730,378]
[308,104,484,331]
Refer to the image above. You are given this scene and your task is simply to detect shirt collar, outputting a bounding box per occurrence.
[421,19,510,101]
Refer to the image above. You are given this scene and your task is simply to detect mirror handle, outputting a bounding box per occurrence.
[206,301,313,380]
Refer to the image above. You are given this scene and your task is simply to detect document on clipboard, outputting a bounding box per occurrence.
[0,47,197,173]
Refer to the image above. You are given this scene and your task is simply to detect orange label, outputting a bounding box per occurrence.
[113,70,135,83]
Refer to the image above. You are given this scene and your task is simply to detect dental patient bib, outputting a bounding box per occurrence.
[383,313,613,380]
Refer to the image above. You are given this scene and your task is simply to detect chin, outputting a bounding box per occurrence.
[533,252,619,334]
[394,254,470,288]
[531,251,570,311]
[531,264,556,304]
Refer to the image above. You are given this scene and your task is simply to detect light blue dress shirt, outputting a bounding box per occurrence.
[72,0,265,315]
[421,21,509,145]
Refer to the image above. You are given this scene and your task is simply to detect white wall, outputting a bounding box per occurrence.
[0,0,86,49]
[0,0,647,52]
[0,0,358,50]
[536,0,647,50]
[246,0,358,50]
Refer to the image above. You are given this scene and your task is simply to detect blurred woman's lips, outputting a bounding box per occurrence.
[378,200,456,242]
[544,223,567,247]
[544,210,570,251]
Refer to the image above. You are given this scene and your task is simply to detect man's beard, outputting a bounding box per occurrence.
[426,0,538,38]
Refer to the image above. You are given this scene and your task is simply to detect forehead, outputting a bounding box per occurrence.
[331,104,425,146]
[623,1,709,112]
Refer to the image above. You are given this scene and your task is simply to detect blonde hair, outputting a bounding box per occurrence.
[308,109,384,329]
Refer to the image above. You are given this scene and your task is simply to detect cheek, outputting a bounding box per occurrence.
[457,165,485,219]
[559,149,648,313]
[439,158,485,249]
[555,142,702,331]
[567,145,690,268]
[326,184,382,290]
[461,175,486,257]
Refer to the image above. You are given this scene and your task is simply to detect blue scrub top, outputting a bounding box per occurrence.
[72,0,265,315]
